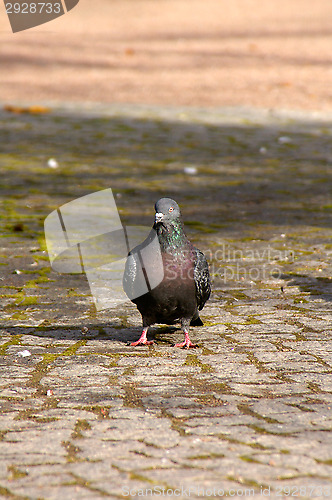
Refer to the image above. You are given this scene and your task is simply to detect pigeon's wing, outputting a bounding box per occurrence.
[122,229,164,301]
[122,251,138,300]
[122,232,151,301]
[193,247,211,310]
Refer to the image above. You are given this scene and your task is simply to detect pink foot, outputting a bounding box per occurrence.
[131,339,154,346]
[130,327,153,347]
[175,331,197,349]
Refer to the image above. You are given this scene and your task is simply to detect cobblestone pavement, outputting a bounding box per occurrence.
[0,104,332,499]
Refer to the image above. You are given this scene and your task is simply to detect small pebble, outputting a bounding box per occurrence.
[183,166,198,175]
[47,158,59,169]
[259,147,267,154]
[278,136,292,144]
[17,350,31,357]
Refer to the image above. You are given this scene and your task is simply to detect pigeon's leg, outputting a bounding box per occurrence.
[131,326,153,346]
[175,322,197,348]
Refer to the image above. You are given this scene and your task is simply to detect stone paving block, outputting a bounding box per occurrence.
[11,484,110,500]
[254,452,332,477]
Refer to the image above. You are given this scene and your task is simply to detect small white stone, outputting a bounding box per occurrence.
[183,166,198,175]
[17,350,31,357]
[47,158,59,169]
[278,136,292,144]
[259,147,267,154]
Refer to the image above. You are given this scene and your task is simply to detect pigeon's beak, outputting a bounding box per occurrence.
[155,212,164,223]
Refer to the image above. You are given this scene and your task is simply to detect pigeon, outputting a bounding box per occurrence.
[123,198,211,348]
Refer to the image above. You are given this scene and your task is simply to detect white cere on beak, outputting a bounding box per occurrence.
[155,212,164,222]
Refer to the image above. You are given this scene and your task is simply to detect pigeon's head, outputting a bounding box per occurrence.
[154,198,181,224]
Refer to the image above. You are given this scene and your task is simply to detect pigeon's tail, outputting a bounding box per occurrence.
[190,316,203,327]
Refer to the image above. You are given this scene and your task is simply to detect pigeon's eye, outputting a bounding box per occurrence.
[169,207,174,213]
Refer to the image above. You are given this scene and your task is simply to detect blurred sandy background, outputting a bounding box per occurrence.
[0,0,332,110]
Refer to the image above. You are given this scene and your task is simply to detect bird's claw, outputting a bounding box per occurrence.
[175,331,197,348]
[175,340,198,349]
[130,339,154,346]
[130,327,152,346]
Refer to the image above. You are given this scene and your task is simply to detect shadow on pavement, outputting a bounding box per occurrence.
[278,273,332,302]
